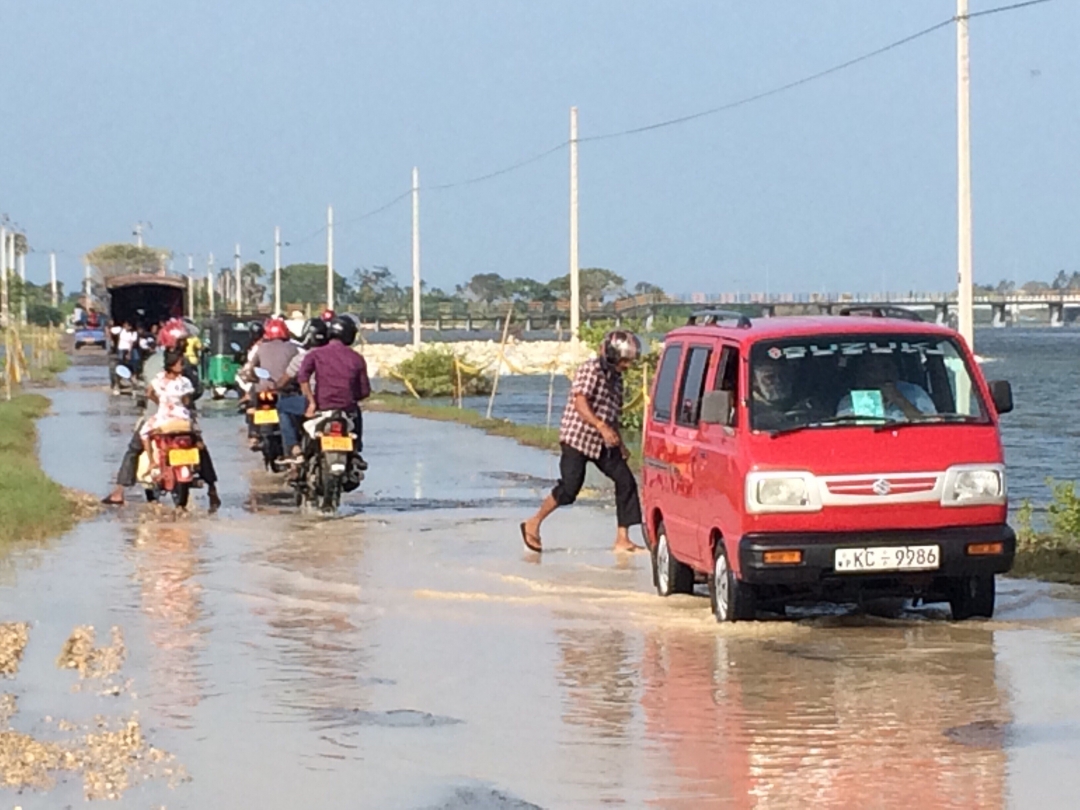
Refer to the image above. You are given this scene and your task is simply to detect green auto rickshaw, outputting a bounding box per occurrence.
[199,315,260,399]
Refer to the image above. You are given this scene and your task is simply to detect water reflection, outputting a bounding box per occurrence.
[639,624,1008,809]
[557,627,637,740]
[247,521,371,719]
[129,520,208,729]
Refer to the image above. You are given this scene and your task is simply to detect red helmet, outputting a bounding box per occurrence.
[263,317,289,341]
[158,318,190,349]
[320,309,335,322]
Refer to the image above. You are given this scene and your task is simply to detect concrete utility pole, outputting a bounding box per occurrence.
[187,255,195,316]
[957,0,974,348]
[207,253,215,317]
[234,244,242,315]
[326,206,335,312]
[134,222,144,248]
[18,248,26,325]
[274,226,282,315]
[83,263,91,305]
[49,252,58,308]
[0,227,8,328]
[569,106,581,342]
[412,167,422,348]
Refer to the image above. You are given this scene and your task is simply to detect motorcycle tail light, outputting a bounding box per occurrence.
[327,422,344,436]
[174,436,193,449]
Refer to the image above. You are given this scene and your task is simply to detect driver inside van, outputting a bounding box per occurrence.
[751,355,799,430]
[836,352,936,421]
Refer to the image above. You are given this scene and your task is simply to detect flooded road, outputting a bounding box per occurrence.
[4,365,1080,807]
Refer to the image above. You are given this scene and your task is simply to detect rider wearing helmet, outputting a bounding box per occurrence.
[276,318,332,460]
[240,317,302,453]
[521,330,644,554]
[297,315,370,471]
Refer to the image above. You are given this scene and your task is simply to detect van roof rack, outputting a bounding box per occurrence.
[687,309,753,328]
[838,305,923,322]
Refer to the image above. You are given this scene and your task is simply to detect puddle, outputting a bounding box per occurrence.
[5,361,1080,806]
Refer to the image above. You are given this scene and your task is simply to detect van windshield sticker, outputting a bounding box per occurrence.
[850,390,885,418]
[767,340,946,360]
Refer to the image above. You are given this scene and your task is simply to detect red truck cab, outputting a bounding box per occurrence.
[641,309,1015,621]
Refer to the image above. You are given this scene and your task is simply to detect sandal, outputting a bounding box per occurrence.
[519,522,542,553]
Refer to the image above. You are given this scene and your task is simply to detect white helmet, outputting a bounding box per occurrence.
[601,330,642,366]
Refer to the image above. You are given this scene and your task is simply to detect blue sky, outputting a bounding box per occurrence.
[0,0,1075,297]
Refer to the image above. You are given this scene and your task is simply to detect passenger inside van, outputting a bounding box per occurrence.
[836,352,936,421]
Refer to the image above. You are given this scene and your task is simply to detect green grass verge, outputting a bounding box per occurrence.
[1011,542,1080,585]
[0,394,75,544]
[367,393,643,467]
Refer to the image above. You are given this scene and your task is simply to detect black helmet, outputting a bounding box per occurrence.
[601,330,642,367]
[301,317,329,349]
[328,315,358,346]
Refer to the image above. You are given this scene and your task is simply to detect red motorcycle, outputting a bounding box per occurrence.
[141,420,203,508]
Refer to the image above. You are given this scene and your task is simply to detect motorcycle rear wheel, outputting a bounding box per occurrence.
[172,483,190,509]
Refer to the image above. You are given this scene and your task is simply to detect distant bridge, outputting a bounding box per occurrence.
[613,292,1080,327]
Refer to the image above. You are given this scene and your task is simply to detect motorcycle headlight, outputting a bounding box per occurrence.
[942,465,1005,506]
[746,472,821,513]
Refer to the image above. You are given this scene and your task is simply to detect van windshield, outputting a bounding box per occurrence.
[749,334,988,433]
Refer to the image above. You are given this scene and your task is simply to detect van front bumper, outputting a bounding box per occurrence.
[738,524,1015,585]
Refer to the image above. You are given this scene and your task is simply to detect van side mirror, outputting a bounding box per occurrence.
[700,390,733,426]
[988,380,1013,415]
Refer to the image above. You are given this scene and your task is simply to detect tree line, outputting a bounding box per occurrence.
[978,270,1080,295]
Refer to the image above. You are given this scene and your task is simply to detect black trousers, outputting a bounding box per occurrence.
[551,443,642,528]
[116,430,218,487]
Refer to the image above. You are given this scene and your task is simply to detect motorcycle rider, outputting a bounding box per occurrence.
[276,318,329,460]
[296,315,370,476]
[102,322,221,509]
[239,317,301,457]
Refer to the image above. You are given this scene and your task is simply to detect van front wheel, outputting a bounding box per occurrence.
[652,522,694,597]
[949,575,995,620]
[710,543,756,622]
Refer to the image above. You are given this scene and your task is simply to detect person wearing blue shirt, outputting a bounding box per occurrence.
[836,352,937,421]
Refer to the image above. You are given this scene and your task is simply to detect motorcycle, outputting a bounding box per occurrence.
[246,368,284,472]
[113,362,147,408]
[295,410,363,514]
[137,419,204,508]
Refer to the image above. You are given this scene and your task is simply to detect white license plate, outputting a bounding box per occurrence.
[834,545,940,573]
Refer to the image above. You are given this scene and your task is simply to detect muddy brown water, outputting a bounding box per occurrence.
[3,364,1080,807]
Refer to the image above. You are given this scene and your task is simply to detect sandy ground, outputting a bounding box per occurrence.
[2,361,1080,807]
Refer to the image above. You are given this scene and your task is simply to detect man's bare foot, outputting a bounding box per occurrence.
[613,537,644,554]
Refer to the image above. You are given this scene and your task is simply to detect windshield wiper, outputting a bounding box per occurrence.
[768,414,890,438]
[873,414,984,432]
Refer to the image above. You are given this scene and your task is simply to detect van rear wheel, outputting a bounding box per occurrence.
[710,543,756,622]
[652,521,694,597]
[949,575,995,620]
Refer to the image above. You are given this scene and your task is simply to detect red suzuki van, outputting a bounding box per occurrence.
[641,308,1015,622]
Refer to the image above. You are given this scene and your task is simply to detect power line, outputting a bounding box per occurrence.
[426,142,569,192]
[966,0,1052,21]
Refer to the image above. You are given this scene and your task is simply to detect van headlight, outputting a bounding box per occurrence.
[941,465,1006,506]
[746,472,822,513]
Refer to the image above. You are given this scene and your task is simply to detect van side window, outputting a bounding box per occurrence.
[714,346,740,426]
[675,346,712,427]
[651,344,683,423]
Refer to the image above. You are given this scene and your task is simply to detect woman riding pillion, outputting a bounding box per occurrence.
[521,330,645,554]
[102,322,221,509]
